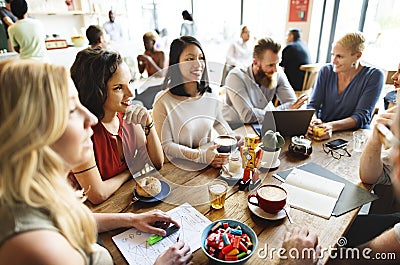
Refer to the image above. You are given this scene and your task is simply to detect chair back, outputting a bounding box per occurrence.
[296,63,322,97]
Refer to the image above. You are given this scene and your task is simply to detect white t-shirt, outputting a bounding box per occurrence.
[8,18,48,61]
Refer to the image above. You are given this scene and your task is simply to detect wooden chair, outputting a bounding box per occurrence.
[296,63,322,97]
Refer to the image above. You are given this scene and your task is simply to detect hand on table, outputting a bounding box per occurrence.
[307,119,332,141]
[155,241,193,265]
[281,227,320,265]
[131,209,179,236]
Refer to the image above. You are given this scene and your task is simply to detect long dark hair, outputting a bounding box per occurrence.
[162,36,211,96]
[70,47,123,120]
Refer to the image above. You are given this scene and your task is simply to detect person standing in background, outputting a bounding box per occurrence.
[280,28,311,91]
[7,0,47,61]
[0,0,17,51]
[180,10,196,37]
[103,10,124,42]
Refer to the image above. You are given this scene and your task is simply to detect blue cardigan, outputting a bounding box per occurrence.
[307,64,384,129]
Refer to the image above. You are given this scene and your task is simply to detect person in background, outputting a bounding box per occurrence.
[137,31,165,77]
[220,25,254,86]
[180,10,196,37]
[307,32,384,140]
[86,25,105,49]
[8,0,48,61]
[223,37,308,125]
[0,0,17,51]
[153,36,241,168]
[226,25,254,68]
[103,10,124,42]
[0,59,192,265]
[280,28,311,91]
[282,103,400,264]
[70,47,164,204]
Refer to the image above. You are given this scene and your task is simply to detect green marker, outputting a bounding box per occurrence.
[147,225,180,246]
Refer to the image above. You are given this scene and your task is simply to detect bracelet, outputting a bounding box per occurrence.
[73,164,97,175]
[144,120,154,136]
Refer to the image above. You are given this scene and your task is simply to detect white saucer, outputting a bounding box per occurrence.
[248,200,290,220]
[220,164,243,180]
[259,159,280,169]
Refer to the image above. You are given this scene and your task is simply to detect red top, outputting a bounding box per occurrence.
[92,113,138,180]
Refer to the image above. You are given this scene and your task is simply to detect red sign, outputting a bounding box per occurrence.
[289,0,309,22]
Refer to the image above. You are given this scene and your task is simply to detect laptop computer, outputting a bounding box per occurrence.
[251,109,315,137]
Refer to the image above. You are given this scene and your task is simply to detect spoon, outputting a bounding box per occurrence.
[283,206,294,224]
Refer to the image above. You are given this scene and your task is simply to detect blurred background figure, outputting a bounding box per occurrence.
[137,31,165,78]
[0,0,17,51]
[180,10,196,37]
[280,28,311,91]
[85,25,105,49]
[103,9,124,42]
[8,0,48,61]
[221,25,254,86]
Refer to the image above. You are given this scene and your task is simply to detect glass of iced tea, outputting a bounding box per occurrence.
[208,179,228,209]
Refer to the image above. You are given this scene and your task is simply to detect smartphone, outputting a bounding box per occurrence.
[325,139,348,149]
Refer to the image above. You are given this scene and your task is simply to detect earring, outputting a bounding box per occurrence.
[352,61,357,68]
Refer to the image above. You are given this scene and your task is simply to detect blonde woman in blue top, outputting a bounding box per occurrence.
[307,32,384,140]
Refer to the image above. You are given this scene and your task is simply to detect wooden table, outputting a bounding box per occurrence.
[87,127,370,264]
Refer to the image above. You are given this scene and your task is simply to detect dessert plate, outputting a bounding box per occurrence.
[248,200,290,220]
[134,180,171,203]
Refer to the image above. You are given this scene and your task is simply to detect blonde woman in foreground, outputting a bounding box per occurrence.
[0,60,192,265]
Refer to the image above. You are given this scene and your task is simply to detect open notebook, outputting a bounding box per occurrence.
[281,168,345,219]
[274,162,378,217]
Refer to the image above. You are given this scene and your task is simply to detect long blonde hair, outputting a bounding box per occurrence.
[0,60,97,253]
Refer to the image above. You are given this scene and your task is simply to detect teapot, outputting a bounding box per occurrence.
[288,135,312,156]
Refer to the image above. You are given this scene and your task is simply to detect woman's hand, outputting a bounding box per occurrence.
[210,151,230,168]
[124,104,149,127]
[131,209,179,236]
[307,119,322,136]
[154,241,193,265]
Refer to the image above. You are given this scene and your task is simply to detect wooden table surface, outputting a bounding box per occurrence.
[87,127,370,264]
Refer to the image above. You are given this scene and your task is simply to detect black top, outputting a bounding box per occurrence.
[0,7,17,38]
[280,39,311,91]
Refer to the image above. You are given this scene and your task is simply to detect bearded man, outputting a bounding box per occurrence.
[223,37,307,125]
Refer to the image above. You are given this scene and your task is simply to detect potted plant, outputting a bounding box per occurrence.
[259,130,285,169]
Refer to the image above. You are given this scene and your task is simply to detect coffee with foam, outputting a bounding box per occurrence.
[259,186,286,201]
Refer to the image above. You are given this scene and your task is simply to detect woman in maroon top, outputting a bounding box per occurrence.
[70,47,164,204]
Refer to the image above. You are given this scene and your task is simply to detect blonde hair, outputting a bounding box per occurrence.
[0,60,97,253]
[143,31,158,42]
[335,32,365,53]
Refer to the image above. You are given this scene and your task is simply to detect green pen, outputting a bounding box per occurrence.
[147,225,180,246]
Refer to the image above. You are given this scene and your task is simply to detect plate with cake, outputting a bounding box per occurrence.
[134,176,171,202]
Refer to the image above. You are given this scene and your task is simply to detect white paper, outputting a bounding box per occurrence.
[112,203,211,265]
[281,168,345,219]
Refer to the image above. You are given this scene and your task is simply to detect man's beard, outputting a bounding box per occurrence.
[255,68,277,89]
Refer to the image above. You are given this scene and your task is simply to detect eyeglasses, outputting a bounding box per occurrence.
[322,144,351,160]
